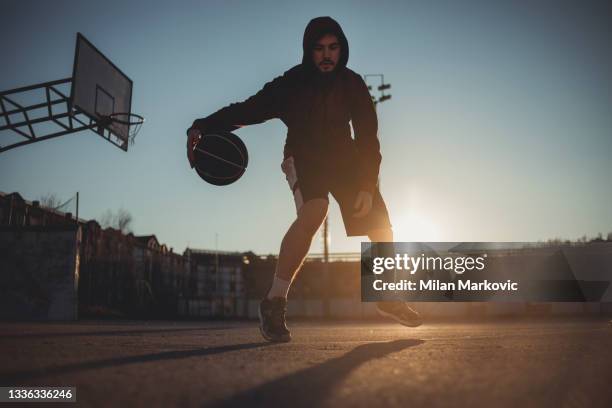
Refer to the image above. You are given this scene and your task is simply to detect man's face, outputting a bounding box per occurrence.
[312,34,341,73]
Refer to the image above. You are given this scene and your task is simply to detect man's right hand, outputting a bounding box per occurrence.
[186,127,202,168]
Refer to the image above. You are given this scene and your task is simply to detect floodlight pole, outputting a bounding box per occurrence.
[363,74,392,107]
[363,73,392,189]
[322,215,330,317]
[215,232,220,293]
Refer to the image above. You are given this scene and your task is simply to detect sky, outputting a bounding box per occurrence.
[1,0,611,255]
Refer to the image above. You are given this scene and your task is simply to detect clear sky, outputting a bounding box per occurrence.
[1,0,611,254]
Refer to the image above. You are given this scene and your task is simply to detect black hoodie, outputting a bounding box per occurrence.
[191,17,381,194]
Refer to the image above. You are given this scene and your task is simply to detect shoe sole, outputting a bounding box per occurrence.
[258,306,291,343]
[377,307,423,328]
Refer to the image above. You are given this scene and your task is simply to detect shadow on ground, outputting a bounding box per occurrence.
[210,339,425,408]
[1,341,272,384]
[1,326,238,339]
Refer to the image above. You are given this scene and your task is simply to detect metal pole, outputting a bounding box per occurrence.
[215,232,220,295]
[322,217,330,318]
[76,192,79,222]
[0,77,72,97]
[8,195,14,225]
[323,217,329,262]
[374,102,380,188]
[363,73,392,190]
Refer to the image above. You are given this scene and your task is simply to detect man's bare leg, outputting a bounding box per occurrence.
[368,227,423,327]
[259,198,328,342]
[266,198,329,298]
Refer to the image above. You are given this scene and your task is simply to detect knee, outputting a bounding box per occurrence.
[295,199,328,236]
[368,227,394,242]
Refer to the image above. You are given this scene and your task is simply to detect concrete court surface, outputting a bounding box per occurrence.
[1,319,611,407]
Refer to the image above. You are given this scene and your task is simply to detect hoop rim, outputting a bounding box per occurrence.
[104,112,145,125]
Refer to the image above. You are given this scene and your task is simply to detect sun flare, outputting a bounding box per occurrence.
[391,212,441,242]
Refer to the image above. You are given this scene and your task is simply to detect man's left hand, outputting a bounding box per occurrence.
[353,191,373,218]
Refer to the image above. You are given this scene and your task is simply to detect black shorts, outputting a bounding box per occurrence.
[281,155,392,237]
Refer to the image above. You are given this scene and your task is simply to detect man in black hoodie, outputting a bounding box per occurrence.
[187,17,422,342]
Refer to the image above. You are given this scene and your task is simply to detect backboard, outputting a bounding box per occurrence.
[70,33,133,150]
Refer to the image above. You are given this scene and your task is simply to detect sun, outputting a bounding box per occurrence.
[391,212,441,242]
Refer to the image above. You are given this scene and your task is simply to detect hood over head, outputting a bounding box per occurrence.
[302,17,349,75]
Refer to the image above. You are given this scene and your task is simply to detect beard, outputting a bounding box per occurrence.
[317,61,336,74]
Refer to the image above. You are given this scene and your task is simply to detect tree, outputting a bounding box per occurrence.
[38,193,62,209]
[116,208,133,234]
[99,208,133,234]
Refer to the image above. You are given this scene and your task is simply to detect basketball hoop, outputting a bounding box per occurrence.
[0,33,142,153]
[98,112,145,145]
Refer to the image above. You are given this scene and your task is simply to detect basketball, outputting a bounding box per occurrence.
[192,131,249,186]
